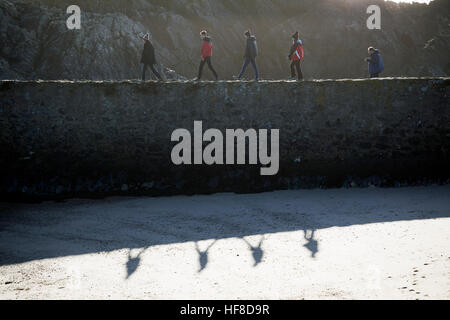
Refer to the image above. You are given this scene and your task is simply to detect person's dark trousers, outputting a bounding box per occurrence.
[290,60,303,80]
[142,63,162,81]
[370,73,379,78]
[198,57,218,80]
[238,57,259,80]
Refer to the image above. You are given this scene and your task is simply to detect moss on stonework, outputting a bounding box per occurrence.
[314,85,327,110]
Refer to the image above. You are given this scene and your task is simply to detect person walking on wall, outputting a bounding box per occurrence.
[140,33,162,81]
[195,30,218,81]
[288,31,304,80]
[365,47,384,78]
[237,30,259,81]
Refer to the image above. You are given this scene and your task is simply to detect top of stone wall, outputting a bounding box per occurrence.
[1,77,449,85]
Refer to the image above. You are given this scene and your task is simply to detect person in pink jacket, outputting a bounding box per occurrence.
[195,30,218,81]
[288,31,304,80]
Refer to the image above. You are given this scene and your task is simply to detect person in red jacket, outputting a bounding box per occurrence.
[288,31,304,80]
[195,30,218,81]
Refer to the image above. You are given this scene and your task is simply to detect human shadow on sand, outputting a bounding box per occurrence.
[195,240,217,272]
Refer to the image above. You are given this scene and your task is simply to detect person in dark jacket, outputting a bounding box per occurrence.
[365,47,384,78]
[140,33,162,81]
[237,30,259,81]
[195,30,218,81]
[288,32,304,80]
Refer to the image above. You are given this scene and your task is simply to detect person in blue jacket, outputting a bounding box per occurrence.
[365,47,384,78]
[237,30,259,81]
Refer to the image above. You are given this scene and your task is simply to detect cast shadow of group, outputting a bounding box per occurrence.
[193,230,317,272]
[124,228,318,278]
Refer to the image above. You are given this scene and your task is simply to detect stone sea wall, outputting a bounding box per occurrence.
[0,78,449,200]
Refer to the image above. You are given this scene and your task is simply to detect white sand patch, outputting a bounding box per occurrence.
[0,186,449,299]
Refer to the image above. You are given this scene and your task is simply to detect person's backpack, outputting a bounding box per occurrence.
[250,37,258,57]
[378,54,384,73]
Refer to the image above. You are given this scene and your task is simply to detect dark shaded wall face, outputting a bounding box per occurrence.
[1,78,449,199]
[1,0,449,80]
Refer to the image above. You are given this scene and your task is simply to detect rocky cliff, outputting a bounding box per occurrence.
[1,0,449,80]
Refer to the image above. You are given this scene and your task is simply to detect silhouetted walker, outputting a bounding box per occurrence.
[243,237,264,266]
[140,33,162,81]
[195,240,217,272]
[237,30,259,81]
[288,31,304,80]
[195,30,218,81]
[365,46,384,78]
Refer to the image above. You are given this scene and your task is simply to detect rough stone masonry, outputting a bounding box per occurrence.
[0,78,449,200]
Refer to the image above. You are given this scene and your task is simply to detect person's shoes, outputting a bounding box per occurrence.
[289,77,297,81]
[193,77,200,82]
